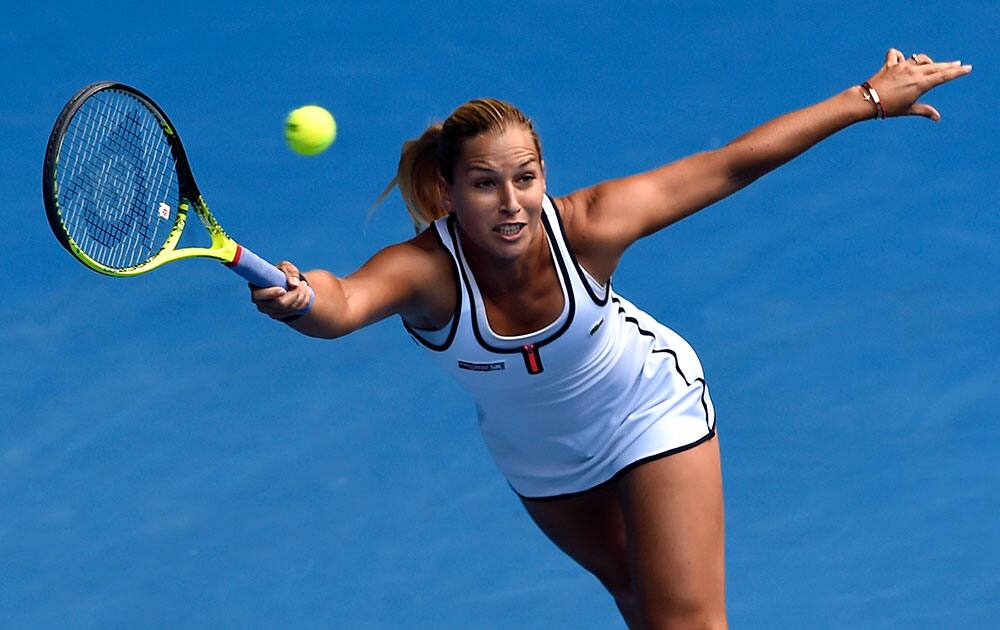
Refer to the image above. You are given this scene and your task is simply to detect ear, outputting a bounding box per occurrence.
[541,159,547,191]
[438,176,453,213]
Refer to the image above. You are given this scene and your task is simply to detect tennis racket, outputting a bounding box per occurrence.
[42,81,313,313]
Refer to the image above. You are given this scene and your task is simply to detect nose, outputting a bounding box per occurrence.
[499,181,521,215]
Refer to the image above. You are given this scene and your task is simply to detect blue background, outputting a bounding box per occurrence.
[2,2,997,627]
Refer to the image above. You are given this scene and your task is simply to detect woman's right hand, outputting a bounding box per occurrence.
[250,260,313,321]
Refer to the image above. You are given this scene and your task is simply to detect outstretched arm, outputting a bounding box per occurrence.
[565,48,972,265]
[250,231,450,339]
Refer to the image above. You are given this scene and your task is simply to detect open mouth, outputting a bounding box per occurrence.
[494,223,525,237]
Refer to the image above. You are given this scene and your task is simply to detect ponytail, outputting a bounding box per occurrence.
[373,123,447,233]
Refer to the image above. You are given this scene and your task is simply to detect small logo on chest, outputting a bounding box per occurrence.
[458,360,506,372]
[590,317,605,336]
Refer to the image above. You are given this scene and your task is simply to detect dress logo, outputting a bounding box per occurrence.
[458,360,506,372]
[521,343,544,375]
[590,317,605,335]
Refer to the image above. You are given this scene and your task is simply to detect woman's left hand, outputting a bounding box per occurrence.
[865,48,972,122]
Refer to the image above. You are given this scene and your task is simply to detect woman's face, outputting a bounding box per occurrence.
[443,126,546,262]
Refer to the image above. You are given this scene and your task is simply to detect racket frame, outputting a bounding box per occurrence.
[43,81,241,277]
[43,81,312,311]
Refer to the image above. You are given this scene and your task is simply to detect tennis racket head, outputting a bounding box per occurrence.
[43,82,223,276]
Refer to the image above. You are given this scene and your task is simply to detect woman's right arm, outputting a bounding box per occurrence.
[251,234,447,339]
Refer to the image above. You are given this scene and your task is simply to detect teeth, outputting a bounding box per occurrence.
[496,224,522,236]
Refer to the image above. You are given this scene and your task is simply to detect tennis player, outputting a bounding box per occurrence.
[251,49,970,628]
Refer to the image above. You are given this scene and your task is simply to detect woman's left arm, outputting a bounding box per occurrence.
[568,48,972,261]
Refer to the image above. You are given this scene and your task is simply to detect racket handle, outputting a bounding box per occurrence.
[227,244,315,314]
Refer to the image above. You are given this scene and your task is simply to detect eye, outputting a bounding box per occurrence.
[474,179,495,189]
[517,173,537,185]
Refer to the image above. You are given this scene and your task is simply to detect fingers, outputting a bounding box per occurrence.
[885,48,906,66]
[894,50,970,78]
[871,49,971,122]
[275,260,302,286]
[253,287,310,319]
[278,261,312,312]
[906,102,942,122]
[922,61,973,88]
[918,60,967,74]
[283,274,313,313]
[251,285,288,301]
[251,260,312,320]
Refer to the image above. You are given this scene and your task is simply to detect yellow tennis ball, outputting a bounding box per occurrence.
[284,105,337,155]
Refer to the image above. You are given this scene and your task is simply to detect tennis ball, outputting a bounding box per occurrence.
[284,105,337,155]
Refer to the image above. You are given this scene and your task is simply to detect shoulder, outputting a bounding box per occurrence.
[550,190,617,283]
[371,223,453,292]
[368,223,449,270]
[409,222,456,279]
[551,189,587,232]
[338,223,454,322]
[406,222,447,258]
[394,222,458,329]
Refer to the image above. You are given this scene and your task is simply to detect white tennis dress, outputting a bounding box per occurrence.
[404,195,716,499]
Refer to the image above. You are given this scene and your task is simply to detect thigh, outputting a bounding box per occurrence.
[616,435,726,624]
[519,481,631,596]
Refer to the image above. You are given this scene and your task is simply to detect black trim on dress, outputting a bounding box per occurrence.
[546,194,610,307]
[400,219,462,352]
[454,211,577,361]
[613,296,713,432]
[515,429,717,501]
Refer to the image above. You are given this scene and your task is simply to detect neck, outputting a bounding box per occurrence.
[460,221,549,296]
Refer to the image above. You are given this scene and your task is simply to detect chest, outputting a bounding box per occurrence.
[480,268,565,337]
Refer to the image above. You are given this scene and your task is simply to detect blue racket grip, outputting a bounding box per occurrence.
[227,244,315,315]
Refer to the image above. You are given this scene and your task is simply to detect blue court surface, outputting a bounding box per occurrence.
[2,3,997,628]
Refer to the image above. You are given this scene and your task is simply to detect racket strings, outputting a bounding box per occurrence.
[56,89,179,270]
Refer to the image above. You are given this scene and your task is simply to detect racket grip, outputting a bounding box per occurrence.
[227,244,315,314]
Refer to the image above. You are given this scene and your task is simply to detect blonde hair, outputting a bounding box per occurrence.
[374,98,542,232]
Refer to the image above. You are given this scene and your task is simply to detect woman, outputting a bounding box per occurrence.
[252,49,970,628]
